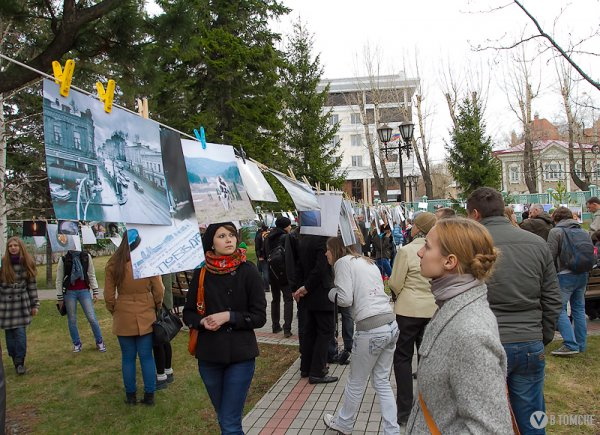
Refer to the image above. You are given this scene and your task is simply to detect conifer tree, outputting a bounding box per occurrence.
[279,21,344,187]
[446,93,501,196]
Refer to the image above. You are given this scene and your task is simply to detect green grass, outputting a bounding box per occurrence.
[3,300,298,434]
[35,246,257,290]
[544,336,600,434]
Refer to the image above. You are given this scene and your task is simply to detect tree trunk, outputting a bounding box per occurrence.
[522,84,538,193]
[0,92,7,253]
[414,94,433,198]
[560,78,589,191]
[46,239,52,287]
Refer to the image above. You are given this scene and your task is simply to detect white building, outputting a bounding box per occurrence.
[319,74,420,202]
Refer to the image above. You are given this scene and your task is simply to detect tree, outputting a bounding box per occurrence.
[446,93,501,196]
[144,0,289,168]
[279,21,344,187]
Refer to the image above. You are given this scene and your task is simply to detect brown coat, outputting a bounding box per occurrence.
[104,261,164,336]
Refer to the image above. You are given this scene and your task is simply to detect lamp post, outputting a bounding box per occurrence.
[406,174,419,203]
[377,121,414,203]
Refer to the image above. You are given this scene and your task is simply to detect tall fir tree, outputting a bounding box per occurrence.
[279,21,344,187]
[446,94,501,197]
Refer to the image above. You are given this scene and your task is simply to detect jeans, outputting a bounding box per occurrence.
[5,327,26,363]
[258,260,269,290]
[393,315,430,422]
[504,340,546,435]
[376,258,392,278]
[557,273,588,352]
[198,358,255,435]
[329,306,354,358]
[64,290,103,345]
[332,322,400,435]
[270,278,293,332]
[117,334,156,394]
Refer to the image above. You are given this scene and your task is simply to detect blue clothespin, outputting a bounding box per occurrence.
[193,126,207,149]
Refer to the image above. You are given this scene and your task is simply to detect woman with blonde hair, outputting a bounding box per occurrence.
[504,206,519,227]
[105,231,164,405]
[0,236,39,375]
[323,237,399,435]
[407,218,514,434]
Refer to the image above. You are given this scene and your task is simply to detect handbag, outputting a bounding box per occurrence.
[152,305,182,344]
[188,267,207,356]
[56,301,67,316]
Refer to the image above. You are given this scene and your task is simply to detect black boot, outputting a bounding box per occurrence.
[139,392,154,406]
[124,392,137,405]
[14,358,25,375]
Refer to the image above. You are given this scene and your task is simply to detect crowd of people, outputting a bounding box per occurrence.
[0,187,597,434]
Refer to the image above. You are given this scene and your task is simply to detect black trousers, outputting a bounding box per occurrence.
[270,278,293,332]
[153,342,173,375]
[300,310,335,378]
[393,315,430,422]
[0,345,5,433]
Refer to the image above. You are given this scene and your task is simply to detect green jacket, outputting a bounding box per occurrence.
[481,216,562,345]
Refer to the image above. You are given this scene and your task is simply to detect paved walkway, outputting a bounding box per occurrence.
[38,288,600,434]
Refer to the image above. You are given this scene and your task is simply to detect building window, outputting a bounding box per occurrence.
[329,135,340,148]
[544,161,563,181]
[351,180,362,199]
[350,113,361,124]
[351,134,362,147]
[73,131,81,150]
[574,162,584,178]
[53,125,62,144]
[329,114,339,126]
[351,155,362,167]
[509,165,520,183]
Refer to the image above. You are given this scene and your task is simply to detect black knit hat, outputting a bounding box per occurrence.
[202,222,237,253]
[275,216,291,229]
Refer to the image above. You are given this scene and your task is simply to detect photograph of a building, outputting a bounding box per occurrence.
[43,79,172,225]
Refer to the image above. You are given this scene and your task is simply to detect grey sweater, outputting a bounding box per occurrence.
[482,216,562,345]
[407,285,513,434]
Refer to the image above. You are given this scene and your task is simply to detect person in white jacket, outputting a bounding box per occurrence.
[322,237,399,435]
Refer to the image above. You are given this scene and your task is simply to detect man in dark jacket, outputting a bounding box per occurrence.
[293,234,337,384]
[520,204,554,241]
[265,217,293,337]
[467,187,562,434]
[254,224,270,292]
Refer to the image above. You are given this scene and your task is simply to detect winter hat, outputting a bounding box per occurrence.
[275,216,292,229]
[413,212,436,235]
[202,222,237,253]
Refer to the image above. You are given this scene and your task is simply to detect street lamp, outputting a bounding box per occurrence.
[406,174,419,203]
[377,121,415,202]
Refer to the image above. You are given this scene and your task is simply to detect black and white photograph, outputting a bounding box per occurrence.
[271,172,320,211]
[237,159,278,202]
[42,79,172,225]
[339,200,358,247]
[47,223,81,253]
[128,130,205,279]
[182,139,255,225]
[57,220,79,235]
[81,225,97,245]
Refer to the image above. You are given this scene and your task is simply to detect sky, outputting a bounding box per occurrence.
[146,0,600,165]
[270,0,600,164]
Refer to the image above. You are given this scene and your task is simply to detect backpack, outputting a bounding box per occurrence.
[266,240,286,281]
[62,251,90,289]
[559,227,595,273]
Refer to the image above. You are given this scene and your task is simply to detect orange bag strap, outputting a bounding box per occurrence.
[196,268,206,316]
[507,386,521,435]
[418,394,441,435]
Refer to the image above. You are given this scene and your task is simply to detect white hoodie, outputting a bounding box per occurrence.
[328,255,393,323]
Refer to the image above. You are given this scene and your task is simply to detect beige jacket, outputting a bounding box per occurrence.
[104,260,164,336]
[389,238,436,318]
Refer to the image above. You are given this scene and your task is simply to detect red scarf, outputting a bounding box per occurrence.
[204,248,247,274]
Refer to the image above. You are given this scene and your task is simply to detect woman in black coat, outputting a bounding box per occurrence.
[183,222,266,435]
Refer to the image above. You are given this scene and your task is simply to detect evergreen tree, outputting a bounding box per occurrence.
[446,94,501,197]
[280,21,344,187]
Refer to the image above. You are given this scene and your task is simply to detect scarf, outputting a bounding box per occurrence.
[430,273,481,308]
[10,255,20,265]
[204,248,247,275]
[71,253,85,284]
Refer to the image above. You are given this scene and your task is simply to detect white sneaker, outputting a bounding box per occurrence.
[96,341,107,352]
[323,413,351,435]
[72,343,82,353]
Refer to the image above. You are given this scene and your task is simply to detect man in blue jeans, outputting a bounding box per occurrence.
[56,250,106,352]
[468,188,562,435]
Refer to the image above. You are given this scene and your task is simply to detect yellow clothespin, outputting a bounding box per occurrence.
[137,97,149,118]
[96,79,116,113]
[52,59,75,97]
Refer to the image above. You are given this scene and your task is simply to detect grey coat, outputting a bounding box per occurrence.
[407,284,513,434]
